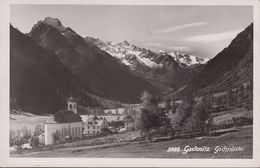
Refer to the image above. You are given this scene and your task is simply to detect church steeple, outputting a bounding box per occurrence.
[67,97,77,114]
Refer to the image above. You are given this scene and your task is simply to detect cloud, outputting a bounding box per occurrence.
[145,43,163,47]
[169,46,192,52]
[183,29,242,43]
[154,22,208,34]
[145,43,191,52]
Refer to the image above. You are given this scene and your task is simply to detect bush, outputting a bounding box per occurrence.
[30,136,40,148]
[34,124,44,136]
[52,130,61,144]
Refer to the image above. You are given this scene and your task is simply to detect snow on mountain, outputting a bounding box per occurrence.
[85,37,208,69]
[160,51,209,67]
[91,39,162,69]
[170,51,209,66]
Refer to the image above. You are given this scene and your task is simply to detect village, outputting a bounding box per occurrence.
[9,79,253,157]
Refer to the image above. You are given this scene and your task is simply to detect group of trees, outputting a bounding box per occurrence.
[10,124,44,149]
[136,91,212,141]
[136,91,172,141]
[229,83,253,107]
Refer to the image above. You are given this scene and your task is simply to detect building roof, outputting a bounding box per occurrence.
[67,97,76,102]
[45,117,58,124]
[50,110,82,123]
[123,116,134,123]
[85,115,106,126]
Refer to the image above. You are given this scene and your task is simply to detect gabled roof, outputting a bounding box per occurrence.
[52,110,82,123]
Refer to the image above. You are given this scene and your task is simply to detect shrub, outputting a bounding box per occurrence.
[52,130,61,144]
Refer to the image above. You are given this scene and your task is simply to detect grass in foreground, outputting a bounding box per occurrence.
[13,126,252,158]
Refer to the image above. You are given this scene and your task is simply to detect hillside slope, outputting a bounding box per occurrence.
[28,17,160,103]
[10,25,124,114]
[168,23,253,98]
[85,36,204,93]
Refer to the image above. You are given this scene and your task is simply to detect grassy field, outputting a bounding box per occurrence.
[10,110,51,131]
[14,126,252,158]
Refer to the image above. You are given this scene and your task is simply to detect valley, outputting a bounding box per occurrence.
[9,12,253,159]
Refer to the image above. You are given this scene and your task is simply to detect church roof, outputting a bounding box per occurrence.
[52,110,82,123]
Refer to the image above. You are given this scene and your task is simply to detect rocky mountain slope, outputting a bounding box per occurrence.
[85,36,206,93]
[28,17,160,104]
[10,25,102,114]
[167,23,253,98]
[85,37,208,69]
[160,51,209,67]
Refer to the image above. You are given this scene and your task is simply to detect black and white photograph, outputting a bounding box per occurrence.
[1,0,260,167]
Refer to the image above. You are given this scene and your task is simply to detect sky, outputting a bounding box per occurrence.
[10,5,253,59]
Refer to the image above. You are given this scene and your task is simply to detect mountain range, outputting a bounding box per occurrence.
[85,36,207,93]
[167,23,253,99]
[10,17,253,114]
[84,37,209,69]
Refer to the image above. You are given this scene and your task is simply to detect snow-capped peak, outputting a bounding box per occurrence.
[168,51,209,66]
[85,36,209,69]
[87,38,162,68]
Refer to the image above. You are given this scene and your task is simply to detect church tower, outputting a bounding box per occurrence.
[67,97,77,114]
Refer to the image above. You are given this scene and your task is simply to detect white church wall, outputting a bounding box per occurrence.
[44,122,83,145]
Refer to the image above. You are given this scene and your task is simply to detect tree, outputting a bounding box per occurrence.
[159,107,175,138]
[191,96,210,133]
[171,100,176,114]
[138,91,178,140]
[21,125,31,139]
[171,101,190,126]
[164,98,172,114]
[137,108,160,142]
[34,124,44,136]
[140,91,153,109]
[10,129,16,140]
[30,135,39,148]
[52,130,61,144]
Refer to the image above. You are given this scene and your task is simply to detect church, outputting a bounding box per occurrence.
[44,97,83,145]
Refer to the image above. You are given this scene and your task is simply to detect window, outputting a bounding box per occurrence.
[93,131,95,134]
[69,104,73,110]
[88,131,90,134]
[93,126,95,129]
[88,126,90,129]
[97,131,99,134]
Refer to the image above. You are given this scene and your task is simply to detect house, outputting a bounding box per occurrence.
[212,91,228,107]
[104,109,116,115]
[44,97,83,145]
[104,108,126,115]
[123,116,135,131]
[84,115,108,135]
[174,99,184,105]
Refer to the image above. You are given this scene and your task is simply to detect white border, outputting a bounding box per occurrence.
[0,0,259,167]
